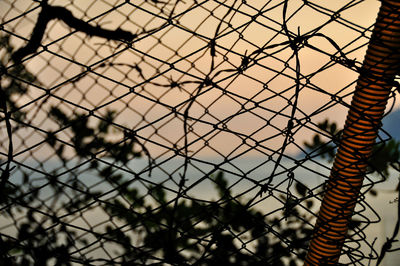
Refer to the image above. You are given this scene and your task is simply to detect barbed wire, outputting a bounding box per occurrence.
[0,0,399,265]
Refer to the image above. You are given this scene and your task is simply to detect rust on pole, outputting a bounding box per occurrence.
[304,1,400,265]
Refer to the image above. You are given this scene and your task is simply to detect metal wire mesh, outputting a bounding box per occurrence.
[0,0,399,265]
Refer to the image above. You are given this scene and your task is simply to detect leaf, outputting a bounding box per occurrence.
[348,219,362,230]
[49,106,69,125]
[295,181,307,197]
[213,172,229,197]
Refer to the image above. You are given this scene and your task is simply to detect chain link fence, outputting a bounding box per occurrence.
[1,0,399,265]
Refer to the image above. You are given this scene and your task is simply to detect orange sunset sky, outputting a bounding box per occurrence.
[1,0,390,159]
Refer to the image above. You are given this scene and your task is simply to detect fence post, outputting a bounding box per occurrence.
[304,1,400,265]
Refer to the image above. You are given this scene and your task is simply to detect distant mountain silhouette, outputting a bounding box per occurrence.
[381,108,400,140]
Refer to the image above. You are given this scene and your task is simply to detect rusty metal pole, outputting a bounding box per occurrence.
[304,1,400,265]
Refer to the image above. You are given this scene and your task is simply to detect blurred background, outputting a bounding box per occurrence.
[1,0,400,265]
